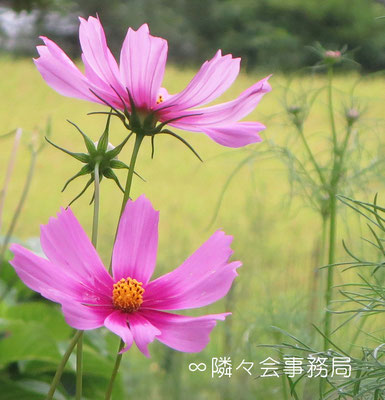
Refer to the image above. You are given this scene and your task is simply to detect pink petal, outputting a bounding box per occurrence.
[79,16,126,100]
[159,50,240,111]
[62,301,112,330]
[34,37,96,102]
[104,310,134,352]
[112,195,159,285]
[140,310,230,353]
[202,121,265,148]
[120,24,168,109]
[126,312,161,357]
[143,231,241,310]
[158,76,271,142]
[40,207,113,297]
[9,244,110,305]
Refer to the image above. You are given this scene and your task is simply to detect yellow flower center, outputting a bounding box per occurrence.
[156,95,164,104]
[112,278,144,312]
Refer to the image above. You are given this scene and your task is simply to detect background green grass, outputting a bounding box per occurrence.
[1,58,385,399]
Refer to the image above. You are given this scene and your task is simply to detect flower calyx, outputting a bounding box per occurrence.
[89,88,203,162]
[45,114,139,206]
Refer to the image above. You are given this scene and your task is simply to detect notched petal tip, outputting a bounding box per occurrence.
[126,193,159,214]
[138,23,150,33]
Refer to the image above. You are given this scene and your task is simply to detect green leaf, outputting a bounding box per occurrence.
[67,120,96,156]
[45,137,89,163]
[96,114,111,153]
[105,133,132,160]
[0,377,66,400]
[0,303,72,366]
[0,302,71,339]
[109,160,129,169]
[0,320,61,365]
[61,165,92,193]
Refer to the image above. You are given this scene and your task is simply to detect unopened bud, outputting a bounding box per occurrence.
[94,141,117,158]
[287,105,302,116]
[324,50,342,64]
[346,108,360,125]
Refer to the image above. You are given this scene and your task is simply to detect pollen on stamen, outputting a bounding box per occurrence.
[112,277,144,312]
[156,95,164,104]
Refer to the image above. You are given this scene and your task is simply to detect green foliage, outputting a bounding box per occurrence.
[4,0,385,71]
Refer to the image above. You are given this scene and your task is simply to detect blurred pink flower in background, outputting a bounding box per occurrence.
[10,195,241,357]
[34,16,271,148]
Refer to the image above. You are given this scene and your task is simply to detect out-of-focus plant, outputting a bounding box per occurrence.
[212,45,384,399]
[261,195,385,399]
[277,46,384,353]
[0,121,49,270]
[213,45,383,349]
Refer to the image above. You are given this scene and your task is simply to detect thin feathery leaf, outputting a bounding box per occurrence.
[161,129,202,162]
[61,165,92,192]
[67,120,96,155]
[67,177,94,207]
[45,137,89,163]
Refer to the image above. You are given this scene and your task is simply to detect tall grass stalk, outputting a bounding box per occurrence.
[0,137,37,268]
[0,128,22,235]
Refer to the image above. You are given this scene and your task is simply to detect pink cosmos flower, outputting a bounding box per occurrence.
[10,195,241,357]
[34,16,271,148]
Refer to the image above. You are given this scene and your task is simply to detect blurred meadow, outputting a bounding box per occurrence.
[1,1,385,399]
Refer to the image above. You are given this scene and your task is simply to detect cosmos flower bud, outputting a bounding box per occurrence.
[345,108,360,125]
[94,141,117,158]
[46,115,137,205]
[324,50,342,64]
[287,105,302,116]
[287,104,306,128]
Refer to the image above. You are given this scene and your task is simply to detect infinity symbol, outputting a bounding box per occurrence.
[189,363,207,372]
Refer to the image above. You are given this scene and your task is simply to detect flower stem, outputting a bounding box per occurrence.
[296,123,326,187]
[327,66,338,149]
[46,330,83,400]
[105,134,144,398]
[48,163,101,400]
[120,134,144,216]
[0,145,37,270]
[75,333,84,400]
[105,340,125,400]
[323,187,337,350]
[323,65,340,351]
[92,162,101,247]
[0,128,22,236]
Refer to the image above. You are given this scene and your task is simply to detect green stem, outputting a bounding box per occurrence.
[281,374,288,400]
[92,163,101,247]
[105,340,125,400]
[339,125,352,163]
[348,314,368,354]
[105,134,144,398]
[75,163,101,400]
[296,124,327,187]
[120,134,144,216]
[327,66,338,149]
[75,333,84,400]
[0,128,22,235]
[46,331,83,400]
[323,65,340,352]
[323,188,337,350]
[48,163,101,400]
[0,148,37,270]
